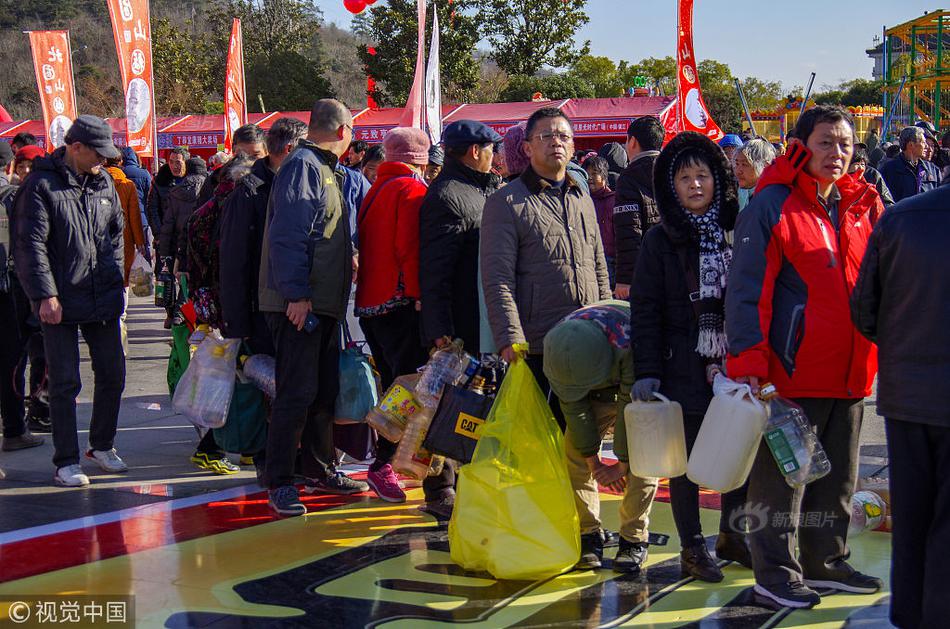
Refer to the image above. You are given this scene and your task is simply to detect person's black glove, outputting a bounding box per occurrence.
[631,378,661,401]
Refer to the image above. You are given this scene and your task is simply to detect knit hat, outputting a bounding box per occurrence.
[185,156,208,176]
[543,319,613,403]
[502,122,530,176]
[382,127,431,165]
[13,145,45,170]
[0,141,14,167]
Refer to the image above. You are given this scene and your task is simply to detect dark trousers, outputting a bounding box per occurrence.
[0,290,25,438]
[747,397,863,586]
[885,418,950,629]
[670,412,749,549]
[524,354,565,431]
[264,313,340,490]
[42,319,125,468]
[360,305,456,499]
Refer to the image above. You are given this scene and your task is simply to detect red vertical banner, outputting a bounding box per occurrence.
[107,0,156,157]
[223,18,247,152]
[675,0,724,141]
[398,0,426,129]
[27,31,78,151]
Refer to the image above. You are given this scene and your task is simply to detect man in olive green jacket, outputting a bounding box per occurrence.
[544,300,658,574]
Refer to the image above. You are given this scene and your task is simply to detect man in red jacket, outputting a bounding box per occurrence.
[725,106,885,609]
[354,127,431,505]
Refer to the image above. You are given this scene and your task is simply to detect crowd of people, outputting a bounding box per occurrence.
[0,100,947,627]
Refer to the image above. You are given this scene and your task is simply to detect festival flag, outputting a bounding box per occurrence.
[399,0,427,129]
[223,18,247,152]
[424,10,442,144]
[27,31,78,151]
[672,0,724,142]
[106,0,157,157]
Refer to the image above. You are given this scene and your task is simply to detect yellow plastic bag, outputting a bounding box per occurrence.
[448,345,580,580]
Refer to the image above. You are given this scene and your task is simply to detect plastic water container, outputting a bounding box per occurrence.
[393,406,436,480]
[365,374,422,442]
[849,491,886,536]
[760,384,832,488]
[624,392,688,478]
[415,343,469,409]
[242,354,276,399]
[687,375,768,492]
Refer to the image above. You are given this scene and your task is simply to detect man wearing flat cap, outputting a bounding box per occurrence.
[13,114,129,487]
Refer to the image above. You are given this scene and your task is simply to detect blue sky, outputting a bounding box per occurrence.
[319,1,941,90]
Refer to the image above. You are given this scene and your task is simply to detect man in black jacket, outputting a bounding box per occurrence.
[146,147,188,244]
[420,120,502,353]
[219,117,307,355]
[851,185,950,629]
[13,115,129,487]
[612,116,664,299]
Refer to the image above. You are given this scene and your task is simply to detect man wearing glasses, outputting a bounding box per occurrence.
[13,115,129,487]
[258,99,367,517]
[481,107,612,416]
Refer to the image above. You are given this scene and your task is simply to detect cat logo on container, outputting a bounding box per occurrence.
[454,412,484,439]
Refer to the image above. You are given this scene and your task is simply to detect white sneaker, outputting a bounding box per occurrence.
[55,464,90,487]
[85,448,128,473]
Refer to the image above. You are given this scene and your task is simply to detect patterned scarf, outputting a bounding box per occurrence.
[683,202,732,359]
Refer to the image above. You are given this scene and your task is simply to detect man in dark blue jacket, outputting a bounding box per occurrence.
[13,115,129,487]
[878,126,941,202]
[851,185,950,629]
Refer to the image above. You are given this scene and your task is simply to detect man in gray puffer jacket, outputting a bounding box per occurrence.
[481,108,611,423]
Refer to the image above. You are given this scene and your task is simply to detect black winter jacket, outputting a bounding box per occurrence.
[419,156,502,350]
[862,166,895,207]
[159,173,206,267]
[597,142,628,189]
[630,133,738,416]
[219,158,275,348]
[851,185,950,427]
[146,165,181,238]
[612,151,660,285]
[13,148,125,323]
[878,154,941,203]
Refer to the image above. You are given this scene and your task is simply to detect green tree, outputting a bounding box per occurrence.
[695,60,742,134]
[152,17,220,115]
[355,0,480,107]
[480,0,590,77]
[814,78,884,107]
[499,72,594,102]
[628,56,677,95]
[738,76,784,111]
[571,55,620,98]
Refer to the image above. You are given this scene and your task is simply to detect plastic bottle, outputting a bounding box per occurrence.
[175,335,239,428]
[849,491,886,536]
[468,375,489,395]
[759,384,831,488]
[624,392,688,478]
[242,354,276,399]
[393,406,436,479]
[415,343,469,408]
[365,375,422,442]
[189,323,212,346]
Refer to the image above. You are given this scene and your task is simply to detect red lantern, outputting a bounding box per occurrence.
[365,0,378,4]
[343,0,367,13]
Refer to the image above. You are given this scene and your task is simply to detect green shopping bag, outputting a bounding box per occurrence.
[213,379,267,454]
[448,344,580,580]
[167,323,191,397]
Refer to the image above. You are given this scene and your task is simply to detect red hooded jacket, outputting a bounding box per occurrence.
[354,162,427,310]
[725,140,883,399]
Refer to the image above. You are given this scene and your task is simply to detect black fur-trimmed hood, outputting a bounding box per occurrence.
[652,131,739,244]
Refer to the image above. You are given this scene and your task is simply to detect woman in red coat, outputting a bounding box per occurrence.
[354,127,431,504]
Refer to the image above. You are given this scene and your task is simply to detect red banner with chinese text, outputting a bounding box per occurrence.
[27,31,78,152]
[672,0,724,142]
[223,18,247,152]
[107,0,156,157]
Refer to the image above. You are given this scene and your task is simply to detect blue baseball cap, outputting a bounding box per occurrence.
[442,120,502,149]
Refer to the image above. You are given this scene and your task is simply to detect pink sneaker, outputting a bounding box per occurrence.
[366,464,407,503]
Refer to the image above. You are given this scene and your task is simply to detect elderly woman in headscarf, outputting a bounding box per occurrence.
[731,137,776,211]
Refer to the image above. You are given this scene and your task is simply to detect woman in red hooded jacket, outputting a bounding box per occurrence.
[725,106,884,609]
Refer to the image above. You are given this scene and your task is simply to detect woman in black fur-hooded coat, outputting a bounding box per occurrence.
[629,131,746,582]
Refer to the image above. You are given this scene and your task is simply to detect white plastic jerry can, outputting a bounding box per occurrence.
[624,392,688,478]
[687,375,767,493]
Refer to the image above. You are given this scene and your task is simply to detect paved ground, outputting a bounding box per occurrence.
[0,294,890,534]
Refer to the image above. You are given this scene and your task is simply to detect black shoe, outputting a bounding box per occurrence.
[613,538,648,574]
[601,529,619,549]
[681,544,724,582]
[715,531,753,569]
[753,581,821,609]
[576,531,604,570]
[26,416,52,433]
[804,570,883,594]
[302,471,370,495]
[1,431,44,451]
[420,495,455,521]
[268,485,306,517]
